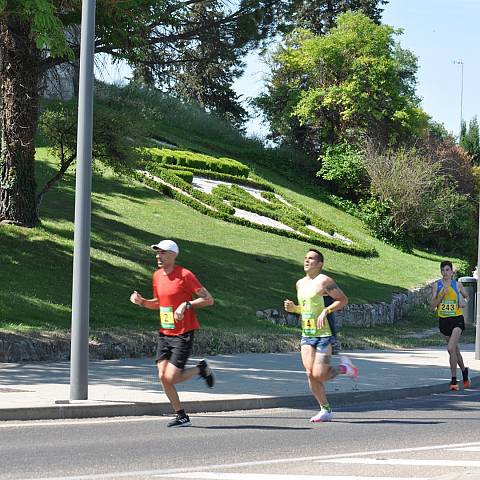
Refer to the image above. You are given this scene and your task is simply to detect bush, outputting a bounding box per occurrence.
[318,143,368,199]
[360,142,477,258]
[359,197,410,250]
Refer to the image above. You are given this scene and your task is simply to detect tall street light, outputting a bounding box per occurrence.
[453,60,479,359]
[70,0,96,400]
[453,60,464,136]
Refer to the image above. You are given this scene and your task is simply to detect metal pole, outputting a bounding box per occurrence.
[460,62,464,131]
[70,0,96,400]
[454,60,464,136]
[476,200,480,360]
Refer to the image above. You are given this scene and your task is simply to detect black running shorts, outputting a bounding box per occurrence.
[438,315,465,337]
[155,331,195,369]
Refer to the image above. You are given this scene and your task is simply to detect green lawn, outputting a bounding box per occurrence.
[0,146,452,340]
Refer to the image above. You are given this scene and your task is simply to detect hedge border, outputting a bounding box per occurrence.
[135,170,378,257]
[144,147,250,177]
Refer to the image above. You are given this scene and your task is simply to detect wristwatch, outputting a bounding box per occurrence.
[185,301,192,310]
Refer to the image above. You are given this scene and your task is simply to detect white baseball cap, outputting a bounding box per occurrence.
[151,239,179,254]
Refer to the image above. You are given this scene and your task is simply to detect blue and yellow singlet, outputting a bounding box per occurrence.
[436,280,463,318]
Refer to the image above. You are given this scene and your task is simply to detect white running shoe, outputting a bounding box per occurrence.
[310,408,333,423]
[340,355,358,380]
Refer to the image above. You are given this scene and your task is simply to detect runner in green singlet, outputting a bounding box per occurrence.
[284,249,358,422]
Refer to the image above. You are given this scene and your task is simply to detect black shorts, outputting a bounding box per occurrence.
[438,315,465,337]
[155,331,195,369]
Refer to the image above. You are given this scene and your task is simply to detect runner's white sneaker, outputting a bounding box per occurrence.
[310,408,333,423]
[340,355,358,380]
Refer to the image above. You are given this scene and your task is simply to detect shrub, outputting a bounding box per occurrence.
[361,142,477,258]
[318,143,368,199]
[359,197,410,250]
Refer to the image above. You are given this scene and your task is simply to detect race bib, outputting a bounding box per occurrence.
[160,306,175,329]
[439,300,457,317]
[301,312,318,336]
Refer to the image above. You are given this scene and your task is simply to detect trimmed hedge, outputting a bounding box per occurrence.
[143,147,250,177]
[162,163,274,191]
[135,170,376,257]
[167,168,193,184]
[135,155,377,257]
[145,164,234,215]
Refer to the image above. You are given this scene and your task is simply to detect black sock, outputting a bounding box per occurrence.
[451,377,457,384]
[176,409,186,417]
[462,368,469,380]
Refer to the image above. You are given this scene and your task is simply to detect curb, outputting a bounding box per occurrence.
[1,376,477,422]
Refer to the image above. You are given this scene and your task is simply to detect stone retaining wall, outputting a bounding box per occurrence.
[0,283,434,362]
[256,282,434,328]
[0,330,299,363]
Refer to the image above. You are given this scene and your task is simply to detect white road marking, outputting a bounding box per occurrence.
[321,458,480,467]
[449,446,480,452]
[154,474,424,480]
[0,417,165,429]
[18,441,480,480]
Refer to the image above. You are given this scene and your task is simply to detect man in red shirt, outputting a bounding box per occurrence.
[130,239,214,427]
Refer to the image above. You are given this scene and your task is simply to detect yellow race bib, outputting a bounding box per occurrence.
[301,312,318,336]
[160,306,175,329]
[439,300,457,317]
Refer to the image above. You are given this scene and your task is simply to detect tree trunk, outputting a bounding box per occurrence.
[0,16,40,226]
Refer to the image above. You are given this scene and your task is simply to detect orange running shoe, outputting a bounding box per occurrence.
[463,368,471,389]
[449,381,459,391]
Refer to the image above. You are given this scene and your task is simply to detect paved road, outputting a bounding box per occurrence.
[1,388,479,480]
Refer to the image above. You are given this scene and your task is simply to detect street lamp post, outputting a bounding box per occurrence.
[70,0,96,400]
[452,60,479,359]
[453,60,464,135]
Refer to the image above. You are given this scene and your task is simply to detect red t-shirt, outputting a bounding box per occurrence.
[152,265,203,335]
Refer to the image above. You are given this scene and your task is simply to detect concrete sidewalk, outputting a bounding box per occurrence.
[0,345,479,421]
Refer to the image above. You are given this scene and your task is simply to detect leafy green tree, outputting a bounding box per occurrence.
[460,116,480,165]
[0,0,282,226]
[36,99,141,215]
[286,0,388,35]
[256,11,428,156]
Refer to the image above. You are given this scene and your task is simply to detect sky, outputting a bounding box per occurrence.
[232,0,480,139]
[99,0,480,139]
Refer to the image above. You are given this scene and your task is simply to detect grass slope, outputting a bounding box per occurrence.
[0,88,456,344]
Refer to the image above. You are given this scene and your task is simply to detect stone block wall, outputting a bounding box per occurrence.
[256,282,434,328]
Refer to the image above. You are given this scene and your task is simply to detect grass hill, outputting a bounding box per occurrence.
[0,84,460,349]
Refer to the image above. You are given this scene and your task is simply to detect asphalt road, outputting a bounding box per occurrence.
[1,388,479,480]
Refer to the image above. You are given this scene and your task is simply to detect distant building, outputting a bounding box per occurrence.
[41,26,79,101]
[42,62,77,100]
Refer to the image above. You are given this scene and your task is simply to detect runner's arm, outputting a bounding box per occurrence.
[130,291,159,310]
[190,286,214,308]
[284,280,302,313]
[458,283,469,301]
[322,278,348,314]
[430,283,447,310]
[284,299,301,314]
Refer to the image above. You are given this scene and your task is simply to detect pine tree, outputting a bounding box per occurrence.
[460,116,480,165]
